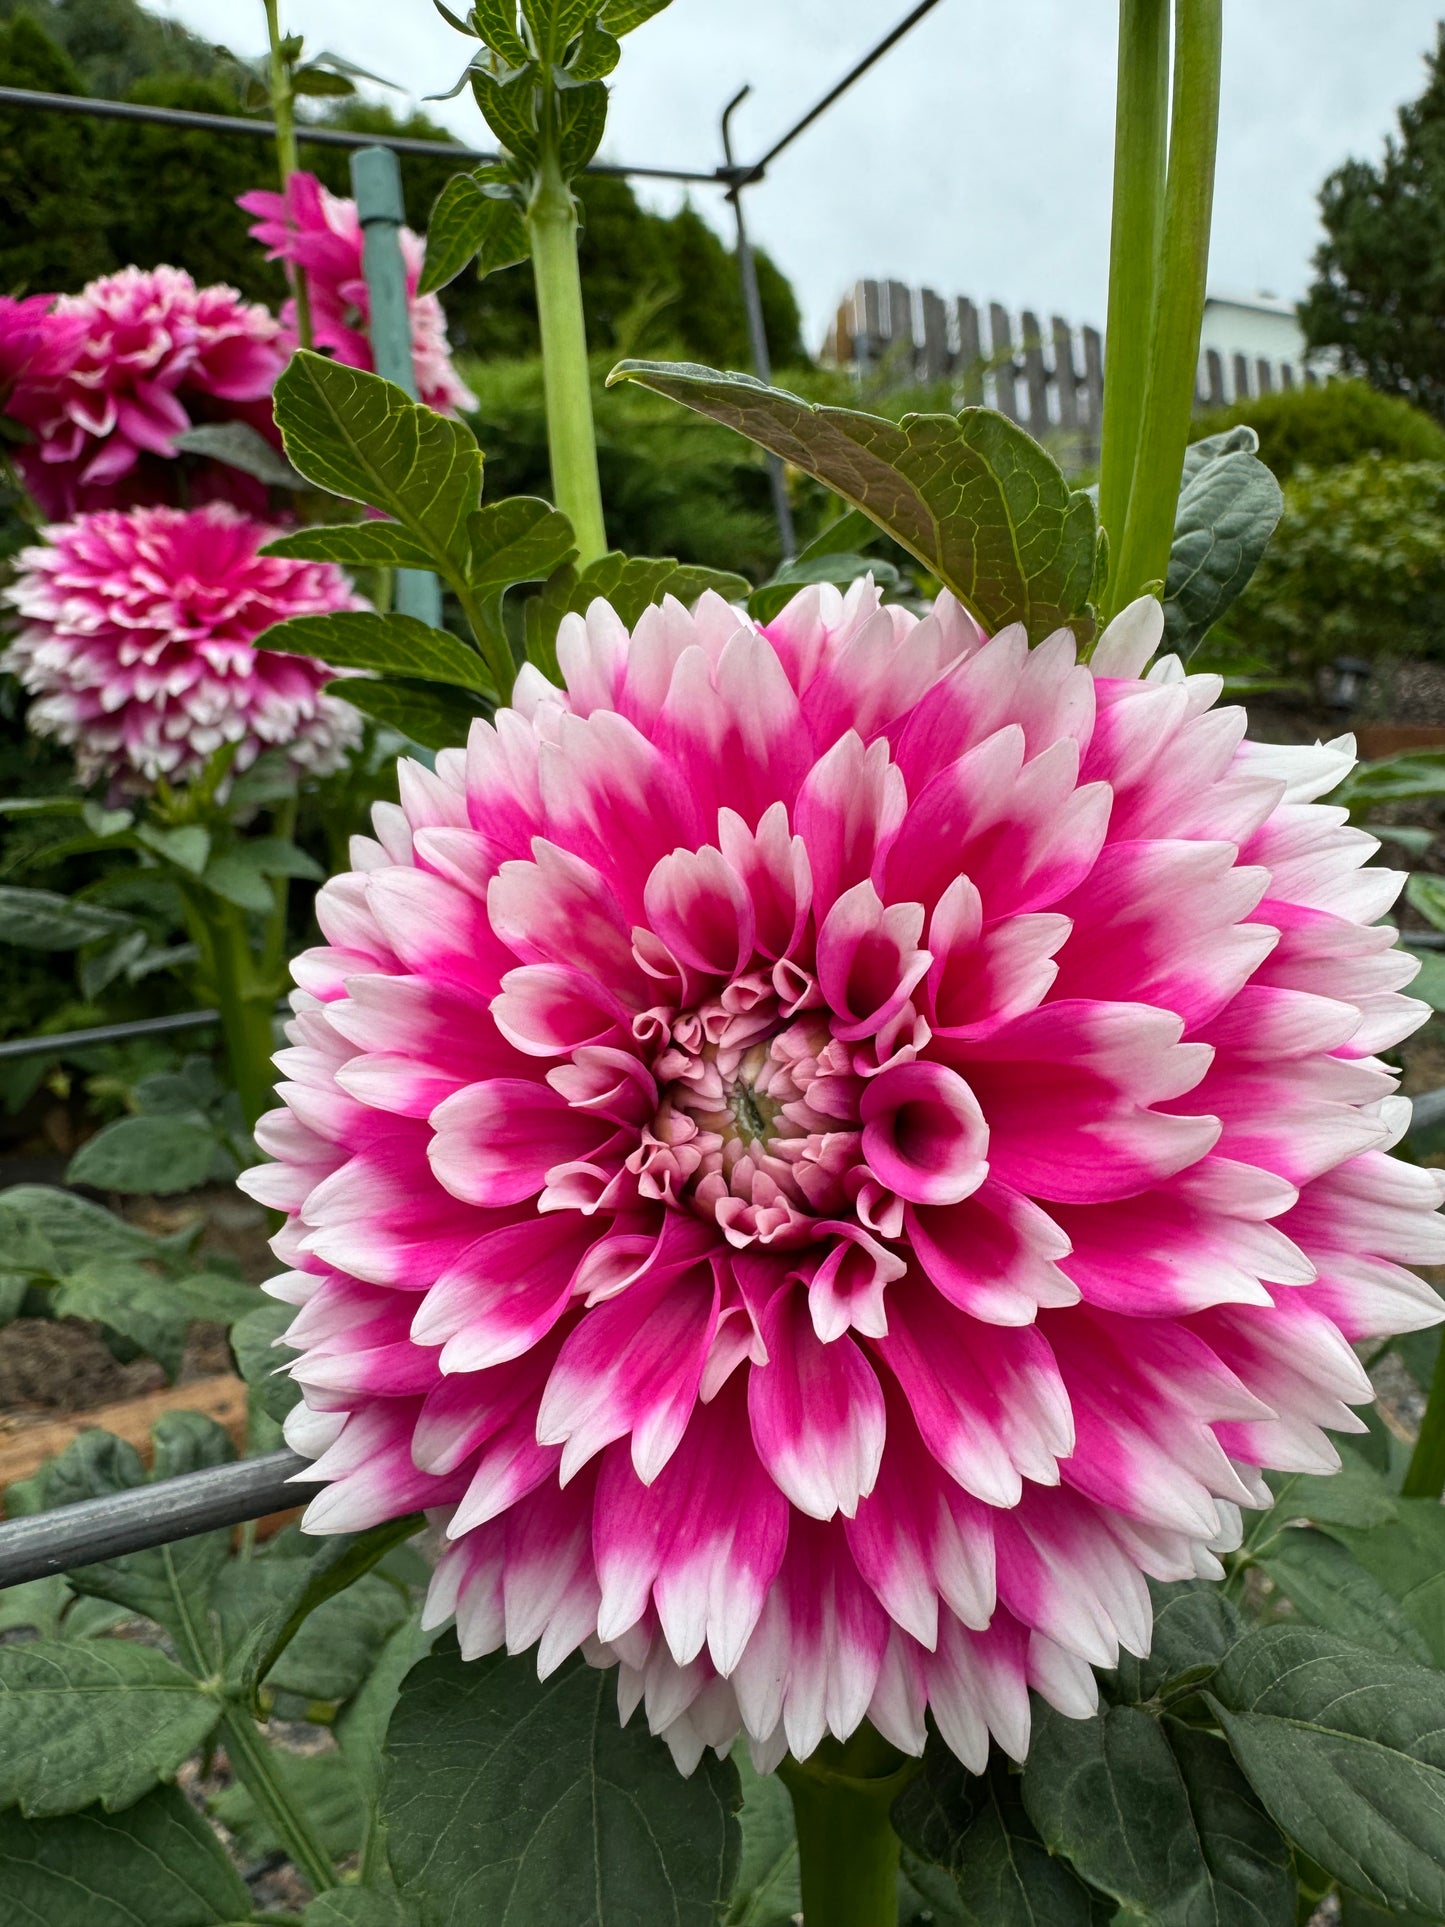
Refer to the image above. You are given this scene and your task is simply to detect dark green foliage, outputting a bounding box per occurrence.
[1301,26,1445,420]
[1192,378,1445,481]
[1220,455,1445,667]
[0,15,112,292]
[0,0,239,98]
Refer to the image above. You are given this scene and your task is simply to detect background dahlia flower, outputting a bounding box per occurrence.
[243,581,1445,1775]
[2,502,363,789]
[1,267,285,518]
[240,172,477,416]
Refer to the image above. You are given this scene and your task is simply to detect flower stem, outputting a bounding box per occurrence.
[1402,1363,1445,1498]
[527,149,607,567]
[219,1706,337,1895]
[778,1727,918,1927]
[182,885,278,1136]
[263,0,313,353]
[1107,0,1223,619]
[1097,0,1170,615]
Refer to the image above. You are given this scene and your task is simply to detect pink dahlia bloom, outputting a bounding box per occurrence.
[1,502,363,789]
[0,293,88,406]
[2,267,286,518]
[240,172,477,416]
[242,583,1445,1775]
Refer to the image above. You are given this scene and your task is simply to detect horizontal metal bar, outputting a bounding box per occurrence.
[0,85,725,185]
[0,1008,221,1063]
[0,1450,320,1589]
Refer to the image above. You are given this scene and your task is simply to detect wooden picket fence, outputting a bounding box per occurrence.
[825,280,1320,461]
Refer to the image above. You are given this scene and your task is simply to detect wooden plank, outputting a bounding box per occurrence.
[1052,317,1079,431]
[1081,325,1104,461]
[919,288,949,380]
[989,302,1018,420]
[1021,309,1050,438]
[955,297,984,404]
[0,1375,249,1501]
[858,279,883,368]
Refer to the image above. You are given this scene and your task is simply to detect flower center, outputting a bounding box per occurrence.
[628,1000,865,1248]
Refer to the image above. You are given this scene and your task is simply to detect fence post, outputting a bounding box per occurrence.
[955,298,984,404]
[990,303,1018,420]
[350,145,443,627]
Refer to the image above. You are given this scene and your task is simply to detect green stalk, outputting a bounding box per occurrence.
[1107,0,1223,617]
[219,1707,337,1894]
[1402,1369,1445,1498]
[261,794,297,986]
[263,0,313,353]
[527,147,607,566]
[1096,0,1170,610]
[182,886,277,1135]
[778,1727,918,1927]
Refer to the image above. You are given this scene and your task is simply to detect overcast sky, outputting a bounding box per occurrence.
[150,0,1443,347]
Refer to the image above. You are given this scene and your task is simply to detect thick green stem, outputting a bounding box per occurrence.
[527,155,607,566]
[183,887,277,1135]
[219,1707,337,1894]
[1107,0,1223,617]
[1097,0,1170,611]
[1402,1365,1445,1498]
[263,0,313,352]
[779,1728,918,1927]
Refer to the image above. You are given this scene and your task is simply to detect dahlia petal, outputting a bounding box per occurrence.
[428,1078,612,1206]
[748,1285,885,1519]
[413,1215,592,1369]
[860,1060,989,1206]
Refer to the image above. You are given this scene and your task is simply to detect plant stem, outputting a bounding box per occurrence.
[527,149,607,566]
[219,1706,337,1895]
[261,794,297,985]
[1108,0,1223,617]
[183,886,277,1135]
[778,1726,919,1927]
[263,0,313,353]
[1403,1366,1445,1498]
[1097,0,1170,616]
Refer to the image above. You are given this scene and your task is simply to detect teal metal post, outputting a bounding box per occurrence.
[350,145,443,627]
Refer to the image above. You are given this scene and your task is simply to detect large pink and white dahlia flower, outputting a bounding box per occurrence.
[1,503,363,789]
[240,173,477,417]
[2,268,285,517]
[243,582,1445,1774]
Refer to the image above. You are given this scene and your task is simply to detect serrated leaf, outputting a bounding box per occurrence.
[292,62,358,95]
[210,1748,365,1861]
[895,1747,1098,1927]
[337,676,491,751]
[608,362,1098,642]
[273,352,482,579]
[1209,1625,1445,1918]
[1406,872,1445,933]
[173,420,306,489]
[80,801,134,838]
[472,67,540,163]
[599,0,672,31]
[0,1575,67,1640]
[0,886,134,950]
[557,76,608,173]
[0,1640,220,1817]
[241,835,325,882]
[567,20,621,78]
[420,174,529,294]
[306,1889,421,1927]
[724,1750,799,1927]
[1329,1499,1445,1666]
[231,1299,303,1422]
[523,550,749,675]
[200,850,276,915]
[474,0,531,62]
[263,522,436,571]
[259,610,495,696]
[51,1261,254,1381]
[1259,1527,1433,1663]
[1112,1578,1247,1704]
[11,1417,236,1661]
[66,1114,219,1197]
[1165,427,1284,661]
[0,1784,250,1926]
[521,0,590,60]
[468,495,576,595]
[0,1187,169,1270]
[337,1616,437,1811]
[749,551,900,624]
[1022,1705,1294,1927]
[383,1638,740,1926]
[217,1517,422,1706]
[136,824,211,874]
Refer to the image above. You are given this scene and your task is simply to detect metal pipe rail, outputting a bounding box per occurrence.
[0,1008,222,1062]
[0,1450,319,1589]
